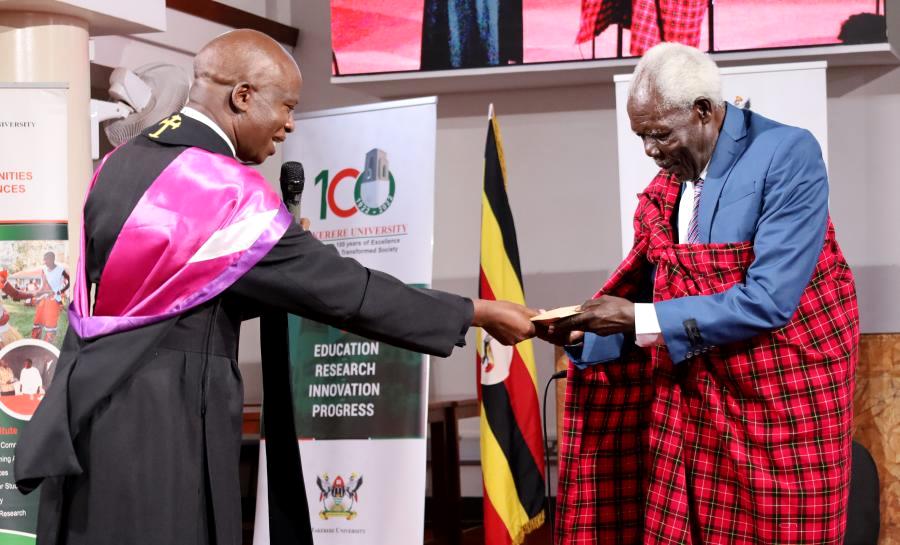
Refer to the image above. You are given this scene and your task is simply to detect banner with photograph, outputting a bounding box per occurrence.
[0,84,69,544]
[253,97,437,545]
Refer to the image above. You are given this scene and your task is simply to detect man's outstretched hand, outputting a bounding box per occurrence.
[534,324,584,347]
[472,299,538,345]
[551,295,635,337]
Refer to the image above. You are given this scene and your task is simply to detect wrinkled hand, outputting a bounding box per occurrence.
[472,299,538,345]
[551,295,635,337]
[534,322,584,346]
[300,217,311,230]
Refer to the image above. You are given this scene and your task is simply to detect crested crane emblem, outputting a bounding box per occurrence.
[480,330,513,386]
[316,472,364,519]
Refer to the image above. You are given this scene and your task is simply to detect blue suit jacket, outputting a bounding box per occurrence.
[570,103,829,366]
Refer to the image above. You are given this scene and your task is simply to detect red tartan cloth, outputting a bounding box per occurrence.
[577,0,707,56]
[556,172,859,545]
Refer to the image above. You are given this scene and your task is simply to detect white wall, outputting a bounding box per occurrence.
[290,1,900,496]
[215,0,291,22]
[827,64,900,333]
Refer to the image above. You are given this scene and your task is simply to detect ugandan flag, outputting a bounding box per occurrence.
[477,105,545,545]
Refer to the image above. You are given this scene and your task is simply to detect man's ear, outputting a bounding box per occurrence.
[693,97,714,124]
[230,82,252,113]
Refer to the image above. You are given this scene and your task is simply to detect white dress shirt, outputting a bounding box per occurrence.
[635,166,707,347]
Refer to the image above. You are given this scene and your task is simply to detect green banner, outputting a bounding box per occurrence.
[0,239,69,540]
[288,286,428,441]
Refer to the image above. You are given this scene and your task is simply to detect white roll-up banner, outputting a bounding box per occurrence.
[254,97,437,545]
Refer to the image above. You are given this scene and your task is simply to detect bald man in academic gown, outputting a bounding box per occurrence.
[14,30,536,545]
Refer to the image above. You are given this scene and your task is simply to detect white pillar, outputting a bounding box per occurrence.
[0,11,91,265]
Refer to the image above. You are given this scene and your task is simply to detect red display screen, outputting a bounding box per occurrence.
[332,0,886,76]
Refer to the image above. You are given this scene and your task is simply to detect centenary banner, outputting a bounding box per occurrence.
[0,84,69,545]
[254,97,437,545]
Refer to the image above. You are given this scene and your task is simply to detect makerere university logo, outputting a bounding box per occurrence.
[316,472,364,520]
[314,148,395,219]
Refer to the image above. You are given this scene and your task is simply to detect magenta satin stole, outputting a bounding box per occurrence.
[69,147,292,339]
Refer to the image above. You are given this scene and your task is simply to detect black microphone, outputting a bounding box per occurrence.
[279,161,305,226]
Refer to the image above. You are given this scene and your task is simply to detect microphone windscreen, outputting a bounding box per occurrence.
[280,161,305,187]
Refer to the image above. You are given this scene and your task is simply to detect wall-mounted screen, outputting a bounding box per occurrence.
[331,0,887,76]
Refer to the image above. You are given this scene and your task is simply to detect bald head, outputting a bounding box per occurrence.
[188,29,302,164]
[193,29,299,91]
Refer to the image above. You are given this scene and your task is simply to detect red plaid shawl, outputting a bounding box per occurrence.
[577,0,707,56]
[556,172,859,544]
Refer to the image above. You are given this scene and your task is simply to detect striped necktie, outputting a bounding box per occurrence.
[686,179,704,243]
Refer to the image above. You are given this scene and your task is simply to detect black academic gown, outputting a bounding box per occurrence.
[16,116,473,545]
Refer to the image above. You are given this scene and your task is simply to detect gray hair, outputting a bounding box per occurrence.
[628,43,722,110]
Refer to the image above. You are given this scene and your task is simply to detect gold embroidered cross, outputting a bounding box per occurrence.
[149,114,182,139]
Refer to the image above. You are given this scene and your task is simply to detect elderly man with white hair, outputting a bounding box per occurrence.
[540,43,859,544]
